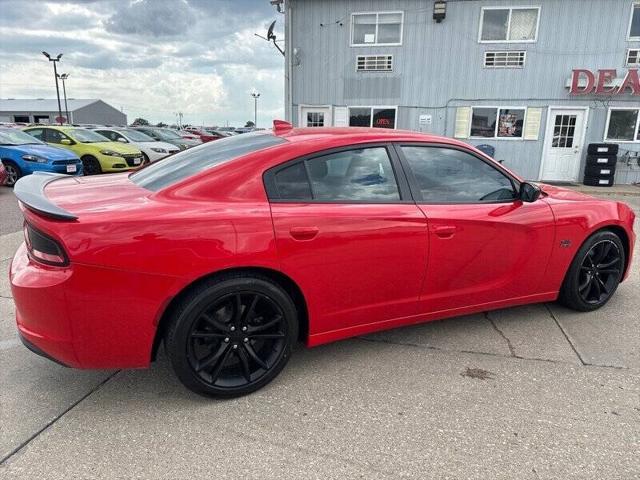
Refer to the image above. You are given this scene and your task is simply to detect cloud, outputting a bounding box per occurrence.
[105,0,197,37]
[0,0,284,126]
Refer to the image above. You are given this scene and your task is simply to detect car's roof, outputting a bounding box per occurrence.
[275,127,468,148]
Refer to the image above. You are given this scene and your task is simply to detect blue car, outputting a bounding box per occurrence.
[0,127,83,186]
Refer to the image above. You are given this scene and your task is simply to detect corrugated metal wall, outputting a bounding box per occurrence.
[289,0,640,183]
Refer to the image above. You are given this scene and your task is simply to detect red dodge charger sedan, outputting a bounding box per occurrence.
[10,122,636,397]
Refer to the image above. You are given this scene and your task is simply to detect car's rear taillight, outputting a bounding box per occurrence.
[23,222,69,267]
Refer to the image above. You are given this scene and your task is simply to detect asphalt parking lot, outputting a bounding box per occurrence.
[1,187,638,479]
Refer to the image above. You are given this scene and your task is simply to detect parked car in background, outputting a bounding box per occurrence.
[0,127,82,186]
[184,127,222,143]
[92,127,179,164]
[0,162,7,186]
[173,129,202,144]
[9,123,636,398]
[202,128,234,137]
[234,127,256,134]
[215,126,237,133]
[23,126,143,175]
[132,127,200,150]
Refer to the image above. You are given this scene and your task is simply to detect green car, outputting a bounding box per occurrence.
[22,126,144,175]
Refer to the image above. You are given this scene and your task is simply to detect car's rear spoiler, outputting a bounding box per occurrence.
[13,172,78,221]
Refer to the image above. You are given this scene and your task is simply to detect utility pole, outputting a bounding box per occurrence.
[42,51,63,124]
[251,91,260,127]
[58,73,70,123]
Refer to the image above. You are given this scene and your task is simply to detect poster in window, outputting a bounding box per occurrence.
[497,109,524,138]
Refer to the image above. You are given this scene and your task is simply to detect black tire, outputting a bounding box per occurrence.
[584,164,615,177]
[165,273,298,398]
[586,154,617,168]
[82,155,102,175]
[142,153,150,165]
[587,144,618,155]
[583,175,614,187]
[558,230,625,312]
[2,160,21,187]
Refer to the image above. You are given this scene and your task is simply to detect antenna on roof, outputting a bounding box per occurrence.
[254,20,284,56]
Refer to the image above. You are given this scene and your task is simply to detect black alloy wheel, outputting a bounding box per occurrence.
[3,161,20,186]
[577,240,622,305]
[559,231,625,311]
[166,274,298,397]
[82,156,101,175]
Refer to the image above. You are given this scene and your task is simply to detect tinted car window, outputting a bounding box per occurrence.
[131,131,286,191]
[25,128,44,141]
[401,146,516,203]
[96,130,119,141]
[46,129,71,144]
[307,148,400,201]
[271,147,401,202]
[274,162,312,200]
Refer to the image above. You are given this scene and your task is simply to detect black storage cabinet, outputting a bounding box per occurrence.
[583,143,618,187]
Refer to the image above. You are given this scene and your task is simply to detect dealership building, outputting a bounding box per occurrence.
[283,0,640,184]
[0,98,127,126]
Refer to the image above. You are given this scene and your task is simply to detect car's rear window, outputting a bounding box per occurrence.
[130,131,286,191]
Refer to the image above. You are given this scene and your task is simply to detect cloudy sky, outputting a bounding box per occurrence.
[0,0,285,127]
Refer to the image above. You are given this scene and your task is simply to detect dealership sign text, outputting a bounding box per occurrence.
[570,69,640,96]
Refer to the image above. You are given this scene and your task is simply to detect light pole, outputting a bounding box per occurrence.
[250,91,260,127]
[58,73,70,124]
[42,51,63,125]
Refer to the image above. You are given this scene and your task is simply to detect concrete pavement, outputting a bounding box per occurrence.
[0,194,638,479]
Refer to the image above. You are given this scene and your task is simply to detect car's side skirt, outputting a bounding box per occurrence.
[306,291,559,347]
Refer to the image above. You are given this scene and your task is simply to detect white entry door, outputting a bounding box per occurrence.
[299,106,331,127]
[540,108,587,181]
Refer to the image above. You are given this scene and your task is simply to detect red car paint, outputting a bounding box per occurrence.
[9,127,636,369]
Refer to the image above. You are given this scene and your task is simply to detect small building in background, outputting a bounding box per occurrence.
[0,99,127,126]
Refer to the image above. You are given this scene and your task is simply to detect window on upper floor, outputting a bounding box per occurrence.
[470,107,526,139]
[351,12,403,46]
[479,7,540,43]
[628,49,640,66]
[629,3,640,40]
[605,109,640,142]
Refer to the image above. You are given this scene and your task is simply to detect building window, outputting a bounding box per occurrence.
[348,107,397,129]
[629,3,640,40]
[479,7,540,43]
[484,51,526,68]
[627,49,640,66]
[605,109,640,142]
[470,107,526,139]
[351,12,403,46]
[356,55,393,71]
[306,112,325,127]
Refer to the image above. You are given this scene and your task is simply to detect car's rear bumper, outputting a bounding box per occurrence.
[10,242,180,369]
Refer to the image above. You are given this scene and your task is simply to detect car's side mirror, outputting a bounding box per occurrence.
[519,182,541,203]
[60,138,73,145]
[117,137,128,143]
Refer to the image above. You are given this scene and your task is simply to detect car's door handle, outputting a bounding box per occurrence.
[433,225,457,238]
[289,226,319,240]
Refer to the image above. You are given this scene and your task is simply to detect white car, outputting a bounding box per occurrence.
[92,128,180,163]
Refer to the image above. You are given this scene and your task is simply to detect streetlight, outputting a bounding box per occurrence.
[42,51,64,125]
[57,73,70,124]
[250,91,260,127]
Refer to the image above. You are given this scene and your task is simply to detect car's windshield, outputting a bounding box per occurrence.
[131,131,286,191]
[0,129,44,146]
[119,129,155,142]
[67,128,110,143]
